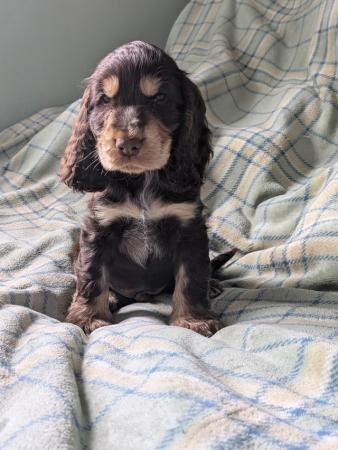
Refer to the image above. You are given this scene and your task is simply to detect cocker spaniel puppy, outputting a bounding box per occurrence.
[60,40,225,337]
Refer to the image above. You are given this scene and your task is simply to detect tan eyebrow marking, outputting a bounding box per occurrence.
[139,76,161,96]
[102,75,119,98]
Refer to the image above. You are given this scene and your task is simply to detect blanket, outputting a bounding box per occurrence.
[1,0,338,448]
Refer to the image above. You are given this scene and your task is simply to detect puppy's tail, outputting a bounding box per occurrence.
[211,249,237,275]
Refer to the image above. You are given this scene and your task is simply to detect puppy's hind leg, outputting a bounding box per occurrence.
[209,249,237,298]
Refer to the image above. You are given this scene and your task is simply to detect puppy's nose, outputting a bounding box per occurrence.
[116,138,142,156]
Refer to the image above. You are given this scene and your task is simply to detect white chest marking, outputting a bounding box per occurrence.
[94,198,198,267]
[94,199,197,226]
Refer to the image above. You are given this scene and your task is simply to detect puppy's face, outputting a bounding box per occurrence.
[60,40,211,192]
[88,42,183,174]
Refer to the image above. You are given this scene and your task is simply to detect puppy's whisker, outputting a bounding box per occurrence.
[84,155,100,171]
[93,160,102,171]
[77,151,96,164]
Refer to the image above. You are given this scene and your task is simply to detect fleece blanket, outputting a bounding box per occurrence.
[1,0,338,448]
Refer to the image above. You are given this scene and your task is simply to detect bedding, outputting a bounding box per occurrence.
[1,0,338,448]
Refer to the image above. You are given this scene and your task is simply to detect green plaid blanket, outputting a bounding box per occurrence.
[1,0,338,448]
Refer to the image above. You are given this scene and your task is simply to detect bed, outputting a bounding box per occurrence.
[1,0,338,448]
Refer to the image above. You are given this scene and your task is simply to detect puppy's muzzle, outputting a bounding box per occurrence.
[116,137,143,157]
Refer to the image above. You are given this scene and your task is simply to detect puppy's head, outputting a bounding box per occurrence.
[60,41,211,192]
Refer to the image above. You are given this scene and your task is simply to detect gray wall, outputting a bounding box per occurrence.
[0,0,188,131]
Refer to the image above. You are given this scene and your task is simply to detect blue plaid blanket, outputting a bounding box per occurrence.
[1,0,338,448]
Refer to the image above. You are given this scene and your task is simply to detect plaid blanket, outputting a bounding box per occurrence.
[1,0,338,448]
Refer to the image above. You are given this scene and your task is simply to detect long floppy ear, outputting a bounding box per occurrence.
[166,72,213,192]
[59,85,109,192]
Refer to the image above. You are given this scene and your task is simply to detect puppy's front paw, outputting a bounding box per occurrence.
[170,317,225,337]
[82,318,112,334]
[66,300,112,334]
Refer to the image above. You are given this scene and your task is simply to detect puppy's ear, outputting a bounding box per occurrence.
[60,85,109,192]
[168,72,213,191]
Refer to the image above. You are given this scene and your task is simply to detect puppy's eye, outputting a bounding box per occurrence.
[101,94,111,104]
[153,93,166,104]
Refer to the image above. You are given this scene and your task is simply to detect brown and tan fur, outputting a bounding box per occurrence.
[59,41,230,337]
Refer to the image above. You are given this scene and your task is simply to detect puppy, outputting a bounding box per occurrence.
[60,40,224,337]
